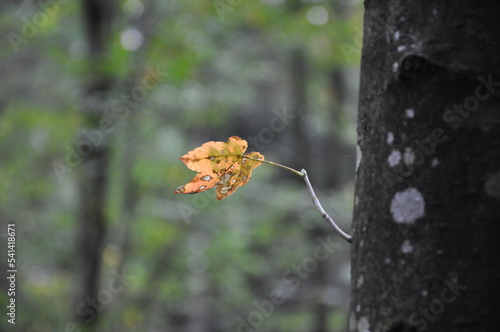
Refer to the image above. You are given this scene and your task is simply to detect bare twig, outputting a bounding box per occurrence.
[300,169,352,243]
[244,156,352,243]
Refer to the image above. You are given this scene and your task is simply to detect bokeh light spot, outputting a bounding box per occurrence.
[307,6,329,26]
[120,29,143,51]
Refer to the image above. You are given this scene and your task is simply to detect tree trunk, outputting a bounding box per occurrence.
[288,47,310,174]
[73,0,115,329]
[350,1,500,332]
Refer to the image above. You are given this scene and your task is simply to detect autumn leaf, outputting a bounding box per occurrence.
[173,136,352,242]
[174,136,264,200]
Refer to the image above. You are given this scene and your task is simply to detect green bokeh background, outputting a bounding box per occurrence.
[0,1,362,331]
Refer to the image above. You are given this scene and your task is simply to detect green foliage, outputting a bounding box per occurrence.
[0,0,360,330]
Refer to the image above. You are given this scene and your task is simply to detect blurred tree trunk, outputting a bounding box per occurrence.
[109,83,139,331]
[350,1,500,331]
[73,0,115,329]
[287,47,310,173]
[288,46,331,332]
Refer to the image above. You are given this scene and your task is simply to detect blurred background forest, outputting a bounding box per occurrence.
[0,0,362,331]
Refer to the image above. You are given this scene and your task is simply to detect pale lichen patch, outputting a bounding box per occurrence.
[393,62,399,72]
[387,132,394,145]
[390,188,425,224]
[405,108,415,118]
[400,239,413,254]
[357,274,364,288]
[388,150,401,167]
[357,316,370,332]
[403,147,415,165]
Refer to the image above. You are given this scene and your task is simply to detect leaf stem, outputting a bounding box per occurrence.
[244,156,352,243]
[244,156,305,177]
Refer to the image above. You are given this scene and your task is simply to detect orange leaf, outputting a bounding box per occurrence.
[175,136,264,200]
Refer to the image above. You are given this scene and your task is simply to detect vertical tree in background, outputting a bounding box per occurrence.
[73,0,115,328]
[350,1,500,331]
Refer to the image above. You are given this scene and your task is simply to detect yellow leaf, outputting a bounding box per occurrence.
[175,136,264,200]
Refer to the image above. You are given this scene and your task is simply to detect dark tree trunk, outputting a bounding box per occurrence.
[350,1,500,332]
[73,0,115,329]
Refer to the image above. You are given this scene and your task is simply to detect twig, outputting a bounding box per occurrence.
[300,169,352,243]
[244,156,352,243]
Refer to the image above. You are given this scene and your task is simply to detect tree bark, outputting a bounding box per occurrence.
[350,1,500,332]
